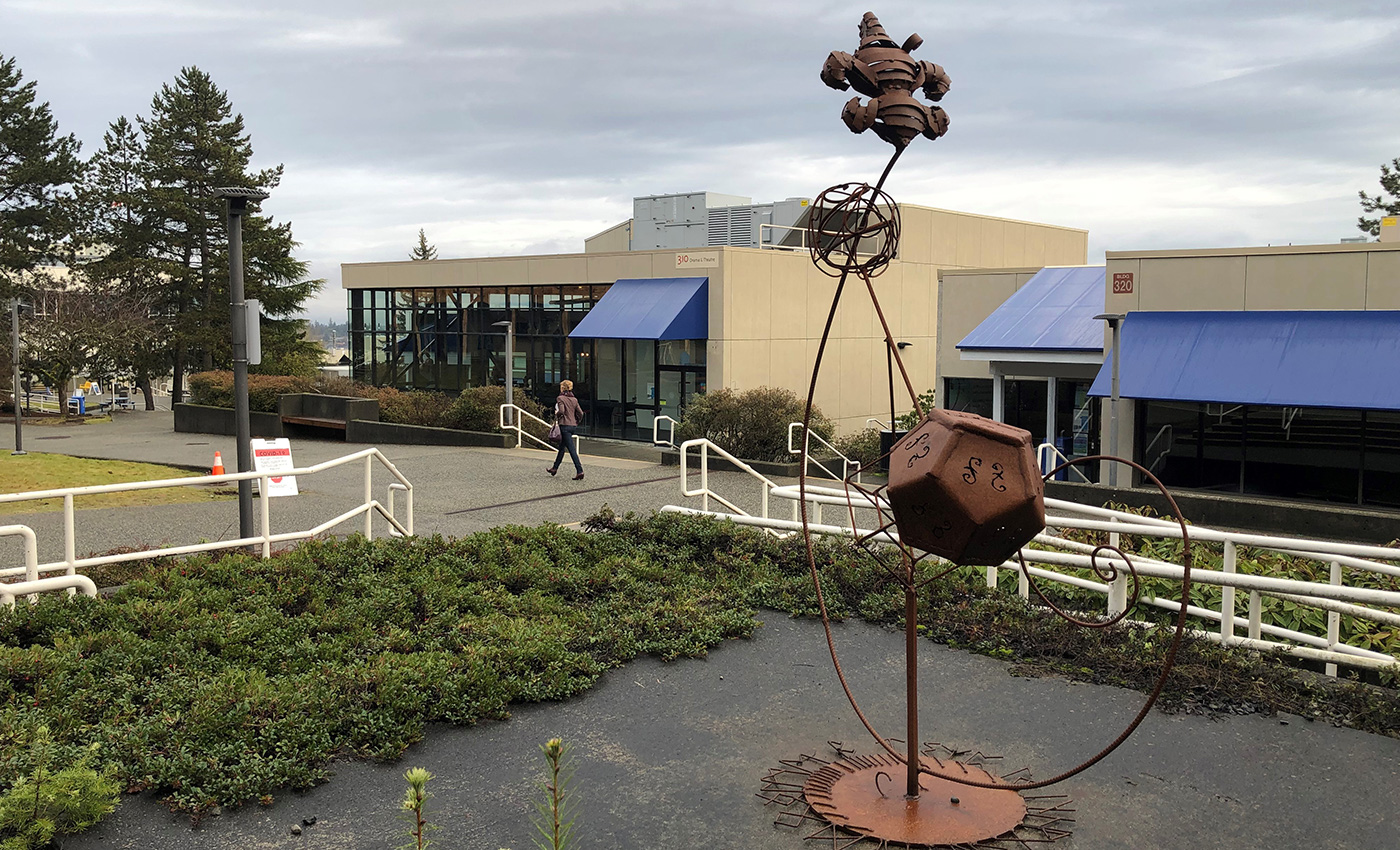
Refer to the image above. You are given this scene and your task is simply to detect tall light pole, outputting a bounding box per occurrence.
[1095,313,1126,486]
[493,319,514,425]
[10,298,24,456]
[217,187,269,543]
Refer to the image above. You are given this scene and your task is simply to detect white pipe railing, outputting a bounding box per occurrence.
[653,415,679,448]
[499,403,580,456]
[678,438,777,521]
[1,448,413,603]
[663,452,1400,672]
[787,422,862,484]
[1036,442,1092,483]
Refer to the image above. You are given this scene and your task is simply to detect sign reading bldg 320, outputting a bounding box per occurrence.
[1112,272,1134,294]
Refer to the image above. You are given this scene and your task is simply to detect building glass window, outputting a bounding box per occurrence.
[1364,411,1400,508]
[346,284,706,441]
[1136,399,1392,508]
[1002,379,1047,446]
[943,377,993,418]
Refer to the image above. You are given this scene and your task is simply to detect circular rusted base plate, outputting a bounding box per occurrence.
[803,752,1026,847]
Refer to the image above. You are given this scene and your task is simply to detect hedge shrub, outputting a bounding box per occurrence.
[187,372,314,413]
[675,387,833,463]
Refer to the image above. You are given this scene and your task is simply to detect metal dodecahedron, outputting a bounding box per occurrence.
[886,409,1045,566]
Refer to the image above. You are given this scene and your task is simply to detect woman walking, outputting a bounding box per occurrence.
[547,379,585,480]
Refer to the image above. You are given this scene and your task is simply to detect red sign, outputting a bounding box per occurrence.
[1112,272,1134,294]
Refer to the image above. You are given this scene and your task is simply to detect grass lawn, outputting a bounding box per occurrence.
[0,452,234,513]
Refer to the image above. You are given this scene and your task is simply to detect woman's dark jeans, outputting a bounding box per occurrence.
[553,425,582,473]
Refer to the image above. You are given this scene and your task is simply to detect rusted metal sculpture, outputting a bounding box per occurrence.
[768,12,1196,848]
[821,11,951,148]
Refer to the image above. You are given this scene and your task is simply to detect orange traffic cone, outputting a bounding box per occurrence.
[211,451,225,476]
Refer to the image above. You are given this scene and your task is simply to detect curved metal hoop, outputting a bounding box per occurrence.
[799,262,1197,791]
[1018,455,1148,629]
[807,182,902,279]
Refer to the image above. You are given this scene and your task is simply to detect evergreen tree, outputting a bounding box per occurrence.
[410,228,437,261]
[137,66,321,399]
[76,116,167,407]
[1358,158,1400,238]
[0,54,81,300]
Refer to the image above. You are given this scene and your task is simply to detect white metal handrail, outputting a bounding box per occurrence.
[661,479,1400,673]
[1143,424,1174,474]
[499,403,580,456]
[653,415,679,448]
[0,525,98,606]
[788,422,862,484]
[21,392,63,414]
[1,448,413,604]
[678,438,777,520]
[1036,442,1093,484]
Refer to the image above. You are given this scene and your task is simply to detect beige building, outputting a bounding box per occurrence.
[939,241,1400,508]
[342,197,1086,438]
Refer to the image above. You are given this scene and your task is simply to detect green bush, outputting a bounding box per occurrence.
[675,387,833,463]
[0,511,1396,833]
[833,426,883,469]
[186,371,314,413]
[445,386,548,437]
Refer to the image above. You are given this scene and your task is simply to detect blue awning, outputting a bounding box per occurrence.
[567,277,708,340]
[1087,310,1400,411]
[957,266,1105,353]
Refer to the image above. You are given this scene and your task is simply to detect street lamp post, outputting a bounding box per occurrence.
[10,298,24,456]
[217,187,270,544]
[1094,313,1126,487]
[493,319,514,425]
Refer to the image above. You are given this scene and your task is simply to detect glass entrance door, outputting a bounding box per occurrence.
[658,366,704,422]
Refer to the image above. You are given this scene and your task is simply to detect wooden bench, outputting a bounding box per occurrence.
[280,415,348,431]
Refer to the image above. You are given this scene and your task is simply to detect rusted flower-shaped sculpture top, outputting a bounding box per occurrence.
[821,11,951,148]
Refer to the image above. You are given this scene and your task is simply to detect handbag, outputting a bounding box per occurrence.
[547,423,562,442]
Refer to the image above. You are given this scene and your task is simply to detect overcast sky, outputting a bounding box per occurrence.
[5,0,1398,321]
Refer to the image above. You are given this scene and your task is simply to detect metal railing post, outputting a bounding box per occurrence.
[1247,591,1262,641]
[1326,560,1341,677]
[363,455,373,540]
[1107,517,1127,616]
[260,475,272,558]
[1221,541,1237,645]
[63,494,75,578]
[700,444,709,513]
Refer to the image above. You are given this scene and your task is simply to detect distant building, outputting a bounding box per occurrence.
[341,191,1087,438]
[939,240,1400,509]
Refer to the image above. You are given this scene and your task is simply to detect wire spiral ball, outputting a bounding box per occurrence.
[806,182,901,278]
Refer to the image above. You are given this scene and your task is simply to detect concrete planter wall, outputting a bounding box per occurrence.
[345,419,512,448]
[278,394,379,423]
[174,403,283,438]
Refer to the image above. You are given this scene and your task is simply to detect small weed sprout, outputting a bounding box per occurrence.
[399,767,436,850]
[0,726,119,850]
[533,738,574,850]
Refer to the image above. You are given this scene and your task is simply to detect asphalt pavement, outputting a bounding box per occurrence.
[3,410,1399,849]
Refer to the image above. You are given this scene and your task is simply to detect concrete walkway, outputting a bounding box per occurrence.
[1,410,772,564]
[4,411,1399,849]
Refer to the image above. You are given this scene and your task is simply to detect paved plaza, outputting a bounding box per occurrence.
[2,411,1399,849]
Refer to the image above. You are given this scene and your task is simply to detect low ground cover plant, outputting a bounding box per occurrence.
[0,511,1395,839]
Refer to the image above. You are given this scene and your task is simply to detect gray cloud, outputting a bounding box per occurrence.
[2,0,1397,321]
